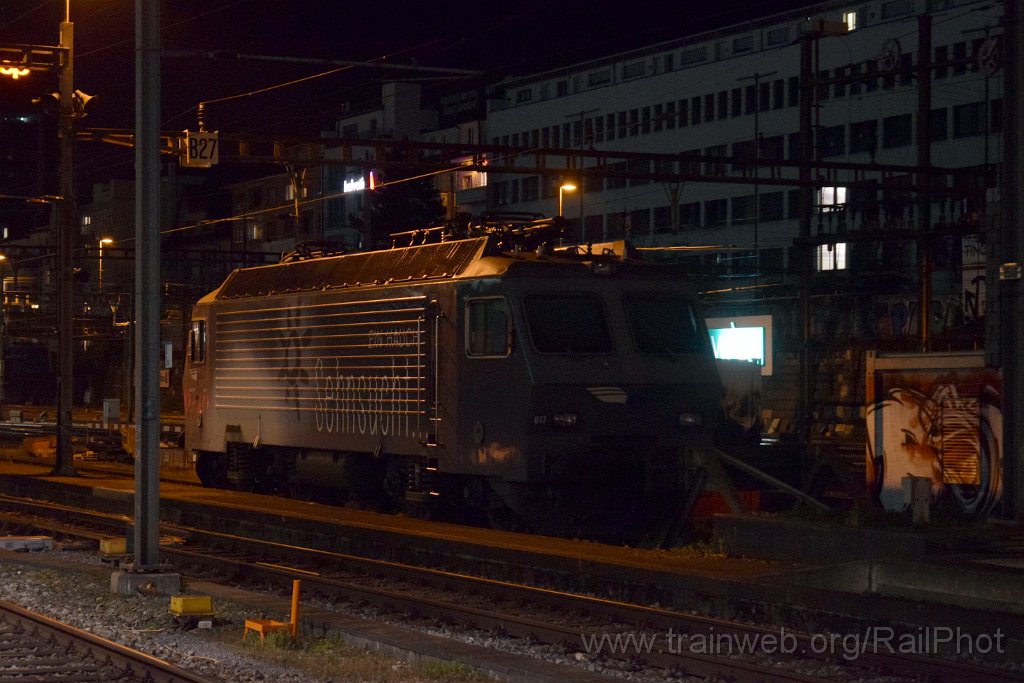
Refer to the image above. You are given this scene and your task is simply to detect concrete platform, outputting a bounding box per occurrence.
[714,513,1024,615]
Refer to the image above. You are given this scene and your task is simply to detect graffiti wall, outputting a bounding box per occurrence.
[865,351,1002,514]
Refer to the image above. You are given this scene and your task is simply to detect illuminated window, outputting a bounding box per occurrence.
[818,186,847,212]
[816,243,848,271]
[843,11,857,31]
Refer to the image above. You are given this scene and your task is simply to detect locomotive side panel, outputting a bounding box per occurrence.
[188,287,438,460]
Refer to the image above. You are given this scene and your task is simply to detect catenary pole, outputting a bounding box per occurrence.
[134,0,161,569]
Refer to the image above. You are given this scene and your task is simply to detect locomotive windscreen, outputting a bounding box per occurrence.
[524,294,614,354]
[624,294,708,354]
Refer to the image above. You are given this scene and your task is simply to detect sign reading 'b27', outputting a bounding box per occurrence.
[181,131,219,168]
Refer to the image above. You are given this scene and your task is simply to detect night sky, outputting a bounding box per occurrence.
[1,0,817,181]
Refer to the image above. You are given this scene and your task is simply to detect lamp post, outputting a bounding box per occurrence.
[98,238,113,292]
[558,182,577,217]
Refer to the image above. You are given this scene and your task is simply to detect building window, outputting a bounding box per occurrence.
[516,88,532,103]
[704,94,715,122]
[953,102,987,137]
[760,191,785,222]
[718,91,729,119]
[819,124,846,157]
[664,101,676,129]
[761,135,784,160]
[607,211,628,239]
[556,80,568,96]
[843,10,858,31]
[953,42,967,75]
[678,99,688,127]
[705,198,727,227]
[691,97,702,125]
[731,195,757,225]
[653,104,664,132]
[733,35,753,53]
[768,26,789,45]
[604,114,615,141]
[623,60,646,79]
[834,66,847,98]
[816,243,848,271]
[934,45,948,79]
[882,114,912,148]
[706,144,727,175]
[606,161,628,190]
[629,208,651,235]
[930,108,948,141]
[787,76,799,107]
[682,46,708,65]
[681,202,701,228]
[881,0,912,18]
[773,79,785,109]
[818,186,847,213]
[522,176,539,201]
[850,120,878,155]
[628,159,650,186]
[588,69,612,87]
[618,111,629,138]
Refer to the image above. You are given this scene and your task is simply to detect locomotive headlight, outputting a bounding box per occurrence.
[552,412,579,428]
[678,412,702,427]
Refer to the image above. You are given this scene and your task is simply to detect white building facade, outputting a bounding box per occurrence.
[471,0,1001,278]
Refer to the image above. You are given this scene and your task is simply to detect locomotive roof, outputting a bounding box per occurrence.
[209,235,683,301]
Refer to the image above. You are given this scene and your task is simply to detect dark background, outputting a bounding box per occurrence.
[1,0,816,182]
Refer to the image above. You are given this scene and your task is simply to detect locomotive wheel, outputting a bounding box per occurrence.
[195,450,228,488]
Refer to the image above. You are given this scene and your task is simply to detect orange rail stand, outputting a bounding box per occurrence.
[243,579,301,642]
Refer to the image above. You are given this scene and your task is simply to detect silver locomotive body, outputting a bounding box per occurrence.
[184,232,722,529]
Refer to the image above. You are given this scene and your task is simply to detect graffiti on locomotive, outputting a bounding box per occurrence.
[312,325,424,439]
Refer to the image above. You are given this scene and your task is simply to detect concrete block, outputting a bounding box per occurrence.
[0,536,53,551]
[110,570,181,595]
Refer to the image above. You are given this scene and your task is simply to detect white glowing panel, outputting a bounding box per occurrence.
[706,315,773,376]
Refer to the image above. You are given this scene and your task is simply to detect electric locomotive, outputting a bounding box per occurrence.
[183,215,723,533]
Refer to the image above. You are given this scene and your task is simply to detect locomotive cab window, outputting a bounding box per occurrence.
[624,294,706,354]
[188,319,207,364]
[466,298,512,357]
[524,294,613,354]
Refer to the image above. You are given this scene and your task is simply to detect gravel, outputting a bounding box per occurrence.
[0,551,321,682]
[0,547,703,682]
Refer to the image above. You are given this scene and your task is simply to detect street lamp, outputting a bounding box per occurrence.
[558,182,577,217]
[98,238,113,292]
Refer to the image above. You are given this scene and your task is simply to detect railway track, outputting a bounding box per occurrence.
[1,493,1020,683]
[0,598,220,683]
